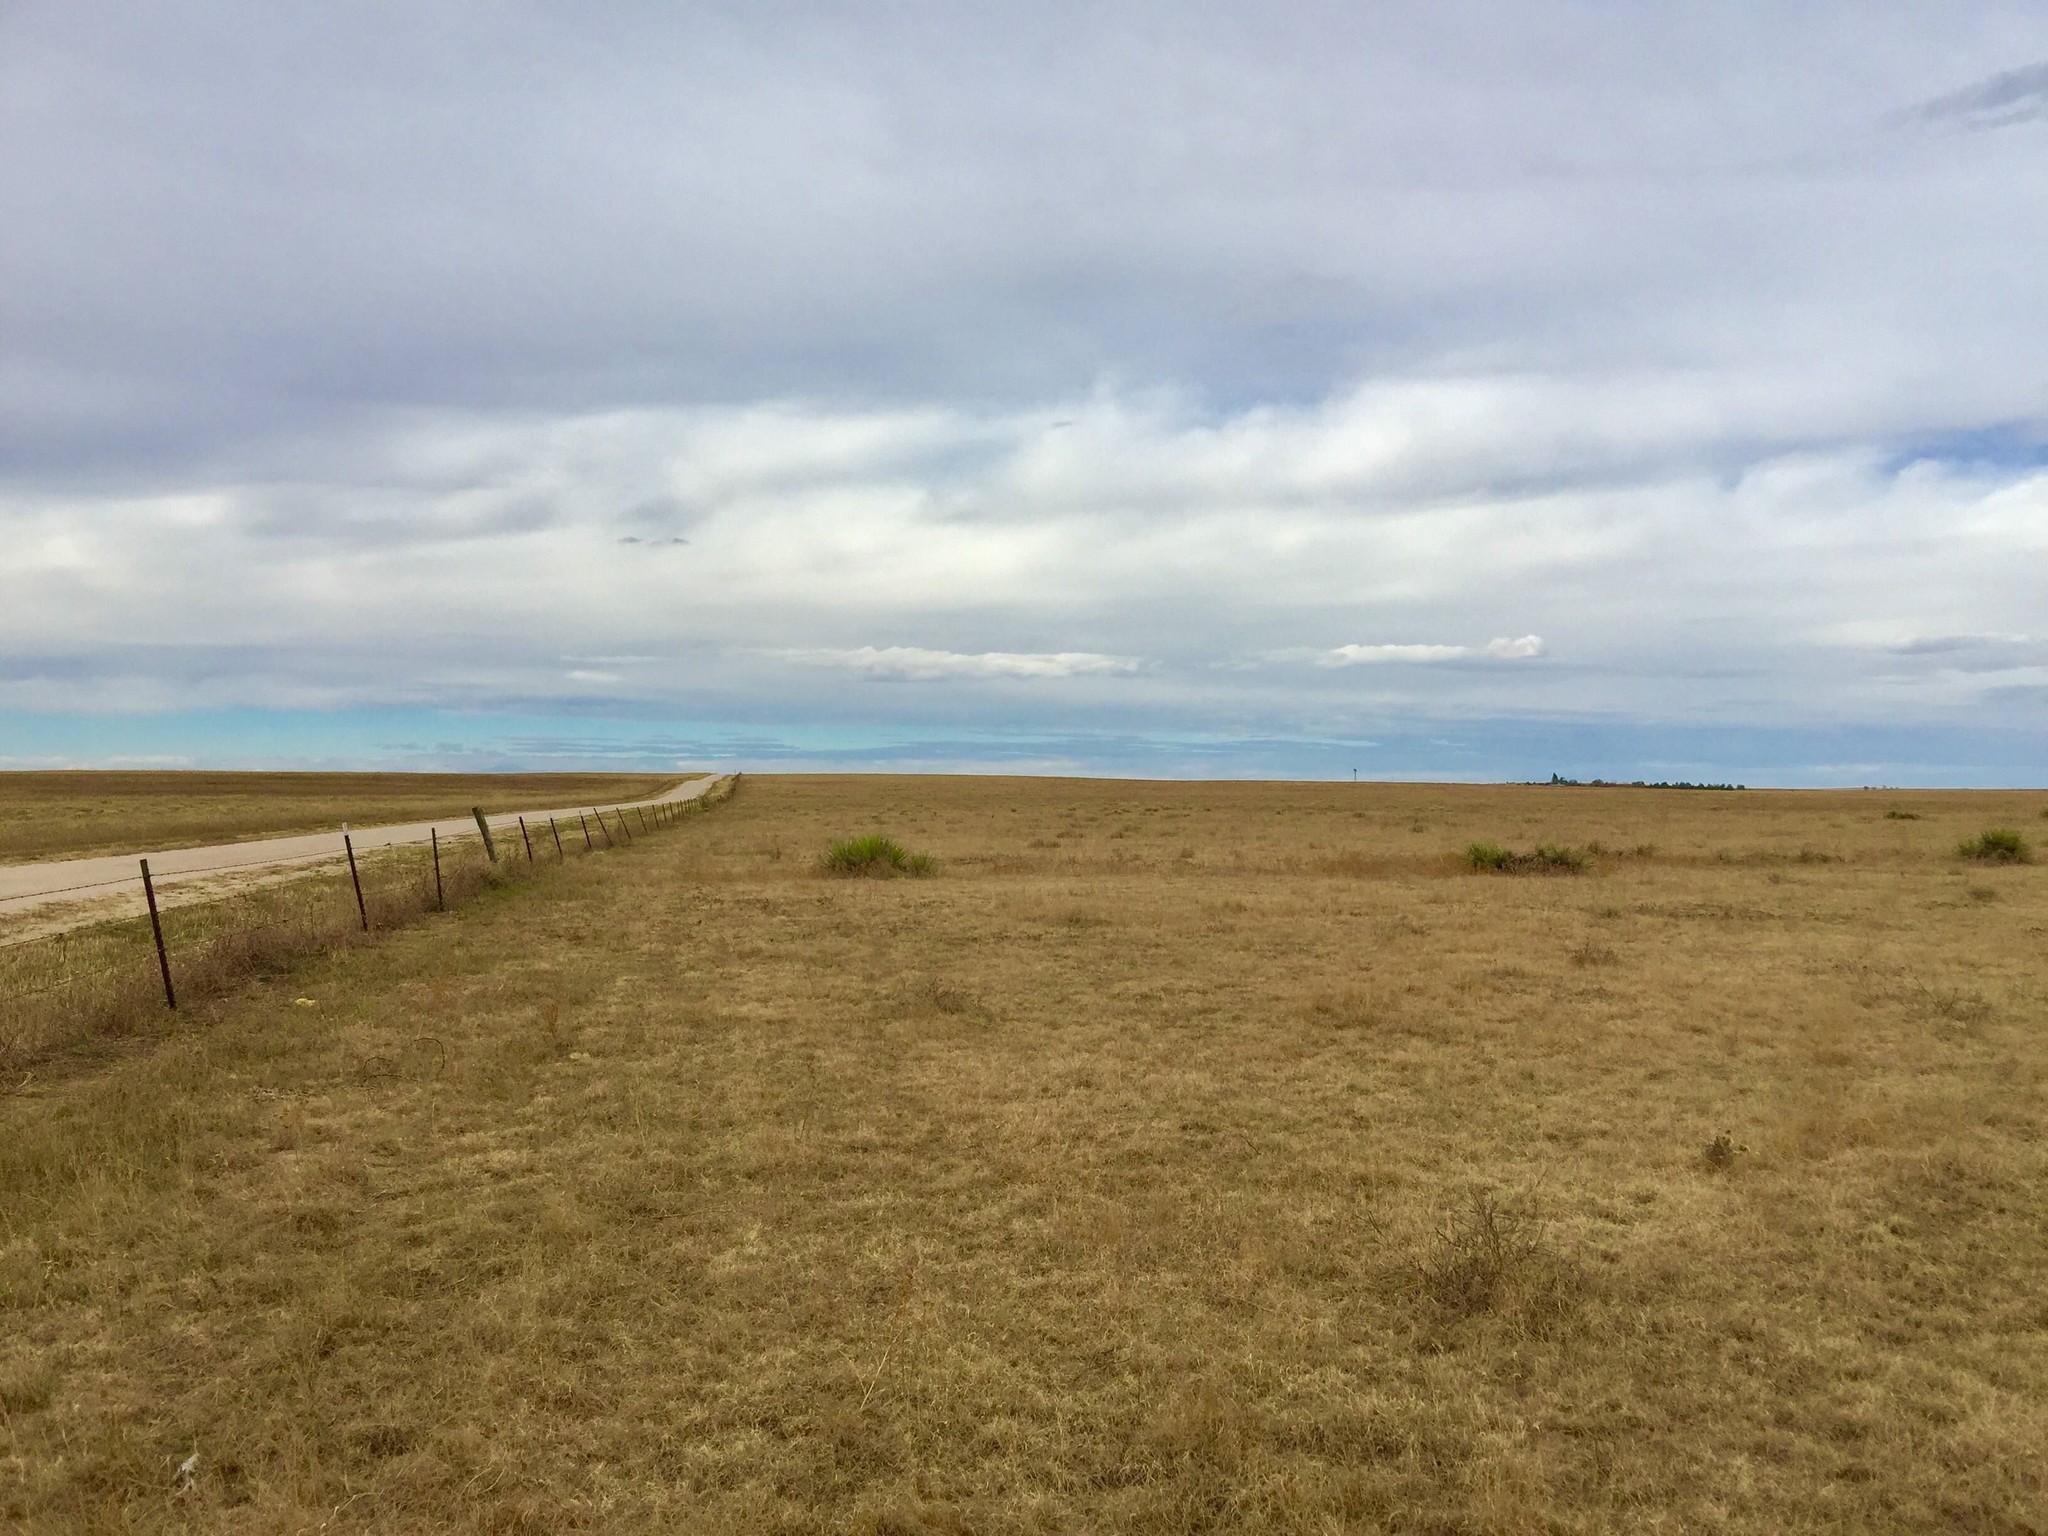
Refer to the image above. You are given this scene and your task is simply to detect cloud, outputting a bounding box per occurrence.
[3,6,2048,775]
[1883,634,2032,656]
[1897,61,2048,133]
[1317,636,1545,666]
[780,647,1141,681]
[1320,644,1472,665]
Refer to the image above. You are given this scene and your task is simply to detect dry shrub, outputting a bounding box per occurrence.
[1702,1131,1744,1171]
[1417,1192,1581,1334]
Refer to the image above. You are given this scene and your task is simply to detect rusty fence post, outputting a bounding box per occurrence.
[636,807,648,834]
[549,816,564,858]
[594,811,613,848]
[140,858,176,1010]
[615,810,632,844]
[518,815,534,863]
[431,827,445,910]
[472,807,498,862]
[344,830,369,931]
[579,813,594,850]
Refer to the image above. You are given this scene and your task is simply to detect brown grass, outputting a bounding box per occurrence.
[1,774,2045,1532]
[0,771,684,865]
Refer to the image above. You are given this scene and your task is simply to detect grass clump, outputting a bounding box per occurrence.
[1884,809,1921,821]
[1701,1131,1745,1171]
[1417,1192,1580,1336]
[1956,828,2031,864]
[1464,841,1589,874]
[822,834,937,877]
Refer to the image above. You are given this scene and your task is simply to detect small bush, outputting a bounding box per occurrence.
[822,835,937,877]
[1701,1132,1745,1171]
[1416,1193,1578,1334]
[1421,1193,1541,1317]
[1957,828,2030,864]
[1884,809,1921,821]
[1463,841,1589,874]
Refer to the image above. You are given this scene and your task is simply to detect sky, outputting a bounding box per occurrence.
[3,3,2046,784]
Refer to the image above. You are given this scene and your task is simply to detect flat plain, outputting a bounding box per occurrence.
[0,771,682,865]
[2,774,2044,1533]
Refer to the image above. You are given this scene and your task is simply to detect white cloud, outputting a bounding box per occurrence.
[1321,644,1473,665]
[780,647,1139,681]
[1,389,2043,730]
[1315,636,1545,666]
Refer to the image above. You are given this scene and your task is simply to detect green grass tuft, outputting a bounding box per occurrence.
[823,834,937,877]
[1957,828,2030,863]
[1465,841,1590,874]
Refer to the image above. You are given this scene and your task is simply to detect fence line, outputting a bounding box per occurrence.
[0,775,738,1068]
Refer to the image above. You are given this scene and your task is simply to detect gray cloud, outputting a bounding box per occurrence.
[1899,61,2048,131]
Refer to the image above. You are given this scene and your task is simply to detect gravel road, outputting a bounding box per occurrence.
[0,775,723,934]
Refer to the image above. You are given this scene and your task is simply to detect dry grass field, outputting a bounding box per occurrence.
[0,772,681,865]
[2,775,2045,1533]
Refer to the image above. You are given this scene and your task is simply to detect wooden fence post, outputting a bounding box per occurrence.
[472,807,498,862]
[140,858,176,1010]
[345,831,369,931]
[594,811,613,848]
[636,807,648,834]
[518,816,535,862]
[549,816,564,858]
[614,810,632,844]
[579,813,594,850]
[431,827,445,909]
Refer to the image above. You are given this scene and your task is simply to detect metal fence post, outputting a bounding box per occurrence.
[579,813,594,850]
[344,831,369,931]
[593,811,613,848]
[431,827,445,910]
[518,815,534,862]
[549,816,564,858]
[140,858,176,1010]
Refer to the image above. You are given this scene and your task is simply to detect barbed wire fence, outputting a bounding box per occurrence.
[0,775,737,1074]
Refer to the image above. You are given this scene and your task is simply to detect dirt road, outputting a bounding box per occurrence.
[0,775,723,935]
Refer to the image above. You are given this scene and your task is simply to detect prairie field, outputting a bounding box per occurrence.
[0,772,681,865]
[2,774,2045,1534]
